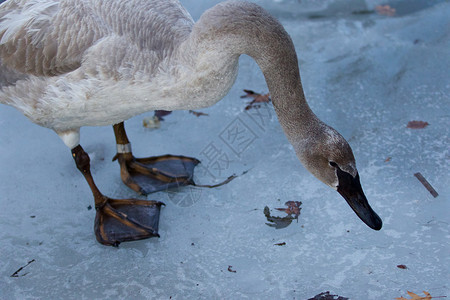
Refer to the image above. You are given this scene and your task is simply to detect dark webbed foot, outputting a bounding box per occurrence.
[72,145,164,246]
[113,153,200,195]
[95,197,164,246]
[113,122,200,195]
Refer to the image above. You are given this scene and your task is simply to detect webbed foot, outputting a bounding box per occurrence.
[72,144,164,246]
[94,197,164,246]
[113,153,200,195]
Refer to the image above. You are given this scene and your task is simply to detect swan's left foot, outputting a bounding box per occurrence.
[113,122,199,195]
[113,152,200,195]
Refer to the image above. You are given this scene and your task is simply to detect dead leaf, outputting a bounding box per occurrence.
[395,291,446,300]
[375,5,396,16]
[241,89,271,110]
[274,242,286,246]
[189,110,209,117]
[407,120,429,129]
[385,157,392,162]
[308,291,349,300]
[397,264,408,269]
[275,201,302,220]
[227,265,236,273]
[143,116,161,129]
[154,110,172,121]
[264,201,302,229]
[264,206,293,229]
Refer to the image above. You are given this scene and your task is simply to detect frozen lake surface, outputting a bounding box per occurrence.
[0,0,449,299]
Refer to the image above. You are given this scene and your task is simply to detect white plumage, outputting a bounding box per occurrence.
[0,0,382,238]
[0,0,213,143]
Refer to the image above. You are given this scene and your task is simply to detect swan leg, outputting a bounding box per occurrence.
[112,122,200,195]
[71,144,163,246]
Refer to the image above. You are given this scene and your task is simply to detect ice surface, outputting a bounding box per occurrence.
[1,0,449,299]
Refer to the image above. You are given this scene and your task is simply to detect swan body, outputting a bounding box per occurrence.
[0,0,382,232]
[0,0,238,134]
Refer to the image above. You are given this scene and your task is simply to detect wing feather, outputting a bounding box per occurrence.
[0,0,194,78]
[0,0,107,76]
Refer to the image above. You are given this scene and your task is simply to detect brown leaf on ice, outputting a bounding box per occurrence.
[143,116,161,129]
[264,206,293,229]
[407,120,429,129]
[275,201,302,220]
[227,265,236,273]
[241,89,271,110]
[397,264,408,269]
[308,291,349,300]
[154,110,172,121]
[264,201,302,229]
[189,110,209,117]
[395,290,446,300]
[375,5,396,16]
[384,157,392,162]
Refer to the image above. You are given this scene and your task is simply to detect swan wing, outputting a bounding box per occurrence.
[0,0,194,78]
[0,0,111,77]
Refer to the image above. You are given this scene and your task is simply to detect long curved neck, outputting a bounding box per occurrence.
[184,1,320,145]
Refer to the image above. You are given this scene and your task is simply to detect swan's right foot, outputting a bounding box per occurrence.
[113,152,199,195]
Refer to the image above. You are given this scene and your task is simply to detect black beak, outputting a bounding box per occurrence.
[336,168,382,230]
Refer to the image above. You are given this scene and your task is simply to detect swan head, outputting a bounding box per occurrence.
[294,124,382,231]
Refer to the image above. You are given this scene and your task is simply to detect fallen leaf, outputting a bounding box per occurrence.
[154,110,172,121]
[227,265,236,273]
[394,290,447,300]
[189,110,209,117]
[385,157,392,162]
[308,291,349,300]
[143,116,161,129]
[241,89,271,110]
[375,5,396,16]
[274,242,286,246]
[264,206,293,229]
[275,201,302,221]
[407,120,429,129]
[397,264,408,269]
[351,10,374,16]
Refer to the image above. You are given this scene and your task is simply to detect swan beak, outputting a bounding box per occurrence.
[336,169,382,231]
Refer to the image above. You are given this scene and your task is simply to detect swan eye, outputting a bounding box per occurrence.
[329,161,338,168]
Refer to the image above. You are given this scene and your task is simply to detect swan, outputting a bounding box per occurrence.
[0,0,382,246]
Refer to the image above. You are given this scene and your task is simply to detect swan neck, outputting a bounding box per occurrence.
[187,1,319,141]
